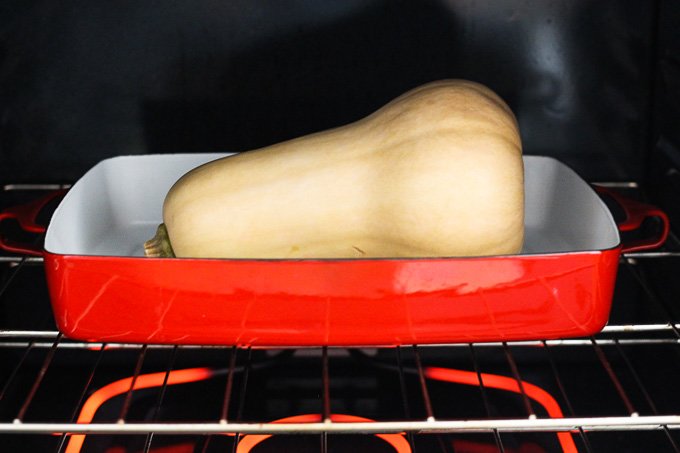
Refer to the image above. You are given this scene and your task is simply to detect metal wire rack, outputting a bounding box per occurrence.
[1,184,680,452]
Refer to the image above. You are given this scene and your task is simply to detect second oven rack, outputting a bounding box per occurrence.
[1,326,680,436]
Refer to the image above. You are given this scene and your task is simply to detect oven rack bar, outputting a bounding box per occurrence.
[1,319,680,351]
[1,416,680,435]
[0,328,679,349]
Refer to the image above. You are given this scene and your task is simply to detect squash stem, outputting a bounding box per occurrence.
[144,223,176,257]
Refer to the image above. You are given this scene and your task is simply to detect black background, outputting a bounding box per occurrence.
[0,0,678,186]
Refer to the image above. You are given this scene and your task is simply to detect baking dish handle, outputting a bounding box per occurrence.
[0,189,67,256]
[594,185,670,253]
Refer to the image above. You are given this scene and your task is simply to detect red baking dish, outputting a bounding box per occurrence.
[0,154,669,346]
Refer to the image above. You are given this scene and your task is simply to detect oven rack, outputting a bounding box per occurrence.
[2,185,680,452]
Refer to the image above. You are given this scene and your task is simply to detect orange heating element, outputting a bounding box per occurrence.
[65,365,577,453]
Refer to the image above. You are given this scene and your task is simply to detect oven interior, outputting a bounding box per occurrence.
[2,1,680,452]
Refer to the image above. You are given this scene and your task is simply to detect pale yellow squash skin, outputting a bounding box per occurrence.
[161,79,524,259]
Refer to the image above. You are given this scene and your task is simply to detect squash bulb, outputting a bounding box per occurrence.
[145,80,524,259]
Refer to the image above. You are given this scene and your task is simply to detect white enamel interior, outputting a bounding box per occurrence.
[44,154,620,257]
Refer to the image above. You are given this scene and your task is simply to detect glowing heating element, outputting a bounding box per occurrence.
[425,367,578,453]
[65,367,215,453]
[65,365,577,453]
[236,414,411,453]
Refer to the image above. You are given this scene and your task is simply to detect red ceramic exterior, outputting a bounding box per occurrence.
[2,182,668,346]
[44,249,620,346]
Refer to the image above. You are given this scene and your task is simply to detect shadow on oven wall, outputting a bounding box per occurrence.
[0,0,664,185]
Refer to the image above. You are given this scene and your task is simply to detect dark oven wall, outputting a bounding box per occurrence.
[651,0,680,234]
[0,0,668,184]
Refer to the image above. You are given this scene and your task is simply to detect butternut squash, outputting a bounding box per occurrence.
[145,79,524,259]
